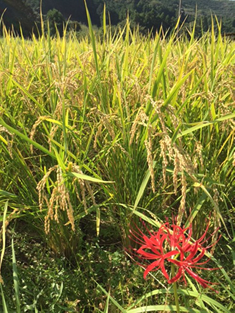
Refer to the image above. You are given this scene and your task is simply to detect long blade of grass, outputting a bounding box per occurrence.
[184,193,207,228]
[127,288,231,313]
[12,239,20,313]
[84,0,99,77]
[185,275,207,311]
[0,119,55,158]
[103,288,110,313]
[69,172,114,184]
[127,305,202,312]
[176,113,235,138]
[103,3,106,38]
[96,281,127,313]
[133,161,156,211]
[0,284,8,313]
[193,182,229,236]
[0,202,8,284]
[210,254,235,296]
[148,34,160,94]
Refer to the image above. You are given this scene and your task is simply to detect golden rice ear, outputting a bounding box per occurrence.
[37,165,75,233]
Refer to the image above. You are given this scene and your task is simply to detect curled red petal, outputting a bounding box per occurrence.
[137,248,161,259]
[163,250,179,259]
[168,267,183,284]
[159,259,170,280]
[185,243,205,262]
[191,249,206,263]
[143,260,161,279]
[184,267,218,293]
[168,258,182,267]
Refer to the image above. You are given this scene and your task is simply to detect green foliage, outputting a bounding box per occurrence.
[46,9,65,36]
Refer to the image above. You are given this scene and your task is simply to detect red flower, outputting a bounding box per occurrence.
[128,217,220,292]
[135,225,179,280]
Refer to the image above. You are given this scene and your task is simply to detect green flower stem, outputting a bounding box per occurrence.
[171,264,180,313]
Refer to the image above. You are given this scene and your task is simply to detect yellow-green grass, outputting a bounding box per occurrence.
[0,15,234,312]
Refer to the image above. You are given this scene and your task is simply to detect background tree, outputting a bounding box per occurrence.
[46,8,65,36]
[0,0,235,37]
[0,0,37,36]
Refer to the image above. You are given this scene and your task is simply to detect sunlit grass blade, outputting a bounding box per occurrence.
[0,202,8,284]
[84,0,99,77]
[148,34,160,95]
[102,3,106,38]
[127,305,202,312]
[0,284,8,313]
[12,239,20,313]
[103,288,110,313]
[126,288,232,313]
[0,205,20,313]
[69,172,114,184]
[176,112,235,139]
[133,162,156,211]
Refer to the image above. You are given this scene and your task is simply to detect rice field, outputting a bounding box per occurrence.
[0,10,235,313]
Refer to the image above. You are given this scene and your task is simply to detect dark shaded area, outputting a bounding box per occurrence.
[0,0,38,36]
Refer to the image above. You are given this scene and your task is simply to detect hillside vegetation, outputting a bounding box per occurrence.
[0,0,235,36]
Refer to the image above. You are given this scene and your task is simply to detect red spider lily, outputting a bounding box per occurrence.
[128,217,220,292]
[136,227,179,280]
[128,221,179,280]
